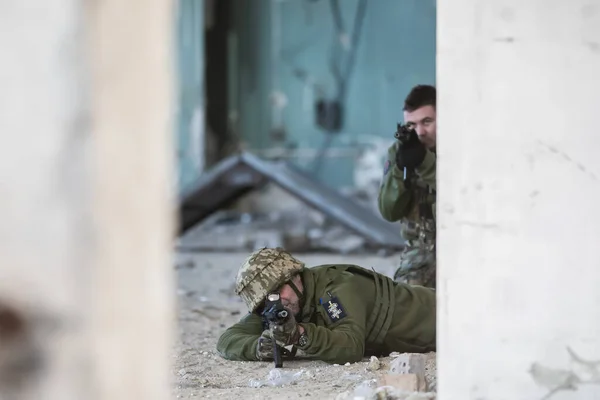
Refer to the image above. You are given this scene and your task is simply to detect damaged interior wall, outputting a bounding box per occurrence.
[229,0,436,189]
[176,0,205,192]
[438,1,600,398]
[179,0,433,252]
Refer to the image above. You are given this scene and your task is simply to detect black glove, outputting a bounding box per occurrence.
[395,125,426,170]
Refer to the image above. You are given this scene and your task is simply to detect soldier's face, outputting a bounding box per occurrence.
[279,276,303,316]
[404,105,436,149]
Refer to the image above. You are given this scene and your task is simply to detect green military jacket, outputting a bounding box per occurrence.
[378,141,436,223]
[377,142,437,286]
[217,264,436,364]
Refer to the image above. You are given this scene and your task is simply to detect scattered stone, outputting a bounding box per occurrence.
[379,373,426,392]
[318,226,366,254]
[178,368,187,376]
[390,353,426,375]
[304,370,316,379]
[425,356,437,392]
[198,378,210,387]
[340,373,363,382]
[366,355,381,371]
[344,362,351,366]
[335,391,351,400]
[333,363,340,367]
[389,352,401,358]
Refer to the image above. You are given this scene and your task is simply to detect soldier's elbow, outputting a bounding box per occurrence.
[216,332,237,360]
[216,334,228,357]
[379,207,404,222]
[378,202,398,222]
[383,211,403,222]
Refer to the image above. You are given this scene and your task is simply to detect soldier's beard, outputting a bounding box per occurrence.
[419,136,435,150]
[282,299,301,316]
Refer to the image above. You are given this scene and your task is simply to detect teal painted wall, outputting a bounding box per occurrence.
[230,0,436,188]
[176,0,205,193]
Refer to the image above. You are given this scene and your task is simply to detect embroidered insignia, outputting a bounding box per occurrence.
[321,296,347,322]
[383,160,391,175]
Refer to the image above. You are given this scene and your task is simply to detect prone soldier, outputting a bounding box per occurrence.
[216,247,436,364]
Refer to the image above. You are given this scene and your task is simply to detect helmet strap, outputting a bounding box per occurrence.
[287,277,305,319]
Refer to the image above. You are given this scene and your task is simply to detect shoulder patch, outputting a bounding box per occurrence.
[320,296,347,322]
[383,160,391,176]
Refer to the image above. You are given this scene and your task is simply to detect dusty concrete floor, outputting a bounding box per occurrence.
[172,251,436,400]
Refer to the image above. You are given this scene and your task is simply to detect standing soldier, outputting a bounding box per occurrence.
[378,85,437,288]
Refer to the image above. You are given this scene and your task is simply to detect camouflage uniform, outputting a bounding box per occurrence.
[217,248,436,364]
[378,142,436,288]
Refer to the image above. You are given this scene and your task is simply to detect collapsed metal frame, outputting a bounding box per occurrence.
[179,152,403,249]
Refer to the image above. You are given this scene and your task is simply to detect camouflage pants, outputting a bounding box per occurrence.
[393,246,436,289]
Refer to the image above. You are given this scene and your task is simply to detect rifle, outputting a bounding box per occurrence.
[394,122,417,189]
[261,293,289,368]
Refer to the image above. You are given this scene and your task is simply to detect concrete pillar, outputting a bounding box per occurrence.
[437,1,600,398]
[88,0,176,399]
[437,0,600,400]
[0,0,174,399]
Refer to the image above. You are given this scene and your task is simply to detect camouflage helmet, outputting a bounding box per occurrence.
[235,247,305,312]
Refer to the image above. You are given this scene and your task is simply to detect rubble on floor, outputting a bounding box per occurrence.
[177,188,401,255]
[242,353,437,400]
[329,352,438,400]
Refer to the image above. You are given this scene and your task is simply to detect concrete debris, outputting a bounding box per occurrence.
[389,353,438,393]
[304,370,317,379]
[318,225,366,254]
[335,391,352,400]
[177,189,397,254]
[424,356,437,392]
[390,353,426,376]
[366,356,382,371]
[340,373,363,382]
[197,377,210,387]
[379,373,427,393]
[336,378,437,400]
[248,368,305,388]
